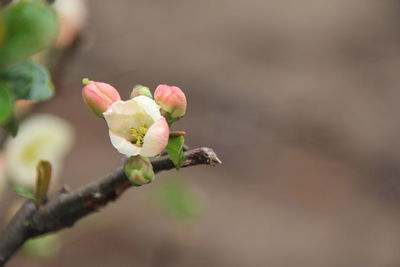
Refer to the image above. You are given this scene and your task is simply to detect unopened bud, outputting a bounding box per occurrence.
[124,156,155,186]
[154,84,187,123]
[130,85,153,99]
[82,78,121,118]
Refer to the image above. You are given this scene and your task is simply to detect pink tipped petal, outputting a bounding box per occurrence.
[109,131,141,156]
[94,82,121,103]
[154,84,171,100]
[140,117,169,157]
[83,87,110,112]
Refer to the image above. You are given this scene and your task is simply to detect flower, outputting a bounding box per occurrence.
[154,84,187,123]
[82,79,121,118]
[4,114,74,189]
[103,96,169,157]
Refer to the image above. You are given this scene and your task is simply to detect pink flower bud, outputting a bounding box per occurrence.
[154,84,187,123]
[82,78,121,118]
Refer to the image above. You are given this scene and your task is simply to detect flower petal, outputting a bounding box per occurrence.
[140,117,169,157]
[109,130,141,156]
[103,100,143,139]
[134,96,162,123]
[106,98,142,114]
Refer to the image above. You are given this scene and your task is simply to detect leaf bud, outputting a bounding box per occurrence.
[130,85,153,99]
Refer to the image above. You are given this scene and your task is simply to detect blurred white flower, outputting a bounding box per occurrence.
[4,114,74,189]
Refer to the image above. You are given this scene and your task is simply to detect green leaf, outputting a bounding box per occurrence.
[2,114,18,136]
[0,83,13,126]
[166,136,185,169]
[12,186,35,199]
[0,60,54,101]
[0,1,58,65]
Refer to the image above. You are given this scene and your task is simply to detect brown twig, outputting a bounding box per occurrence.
[0,147,221,266]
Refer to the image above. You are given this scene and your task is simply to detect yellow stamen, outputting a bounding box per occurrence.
[130,126,148,146]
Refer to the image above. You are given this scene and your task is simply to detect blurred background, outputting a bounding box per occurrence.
[5,0,400,266]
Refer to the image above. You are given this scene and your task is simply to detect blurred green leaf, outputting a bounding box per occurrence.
[0,1,58,65]
[12,186,35,199]
[166,136,185,169]
[0,83,12,126]
[155,178,203,220]
[0,60,54,101]
[2,114,18,136]
[23,234,60,259]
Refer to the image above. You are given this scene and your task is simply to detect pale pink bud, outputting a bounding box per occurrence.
[82,78,121,118]
[130,85,153,99]
[154,84,187,123]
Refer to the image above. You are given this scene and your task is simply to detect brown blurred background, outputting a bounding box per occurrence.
[7,0,400,266]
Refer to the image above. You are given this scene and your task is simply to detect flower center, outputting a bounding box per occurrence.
[130,126,148,147]
[21,142,40,163]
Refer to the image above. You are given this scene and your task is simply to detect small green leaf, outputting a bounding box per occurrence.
[166,136,185,169]
[12,186,35,199]
[35,160,52,207]
[0,1,58,65]
[0,83,13,126]
[0,60,54,101]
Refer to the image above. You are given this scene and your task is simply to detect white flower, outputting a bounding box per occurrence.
[4,114,74,189]
[103,96,169,157]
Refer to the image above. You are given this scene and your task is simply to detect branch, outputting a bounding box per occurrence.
[0,147,221,266]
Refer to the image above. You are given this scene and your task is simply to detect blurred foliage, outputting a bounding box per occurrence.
[11,185,34,199]
[23,234,60,259]
[0,60,53,101]
[0,1,57,135]
[153,177,204,220]
[0,1,57,65]
[0,82,12,125]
